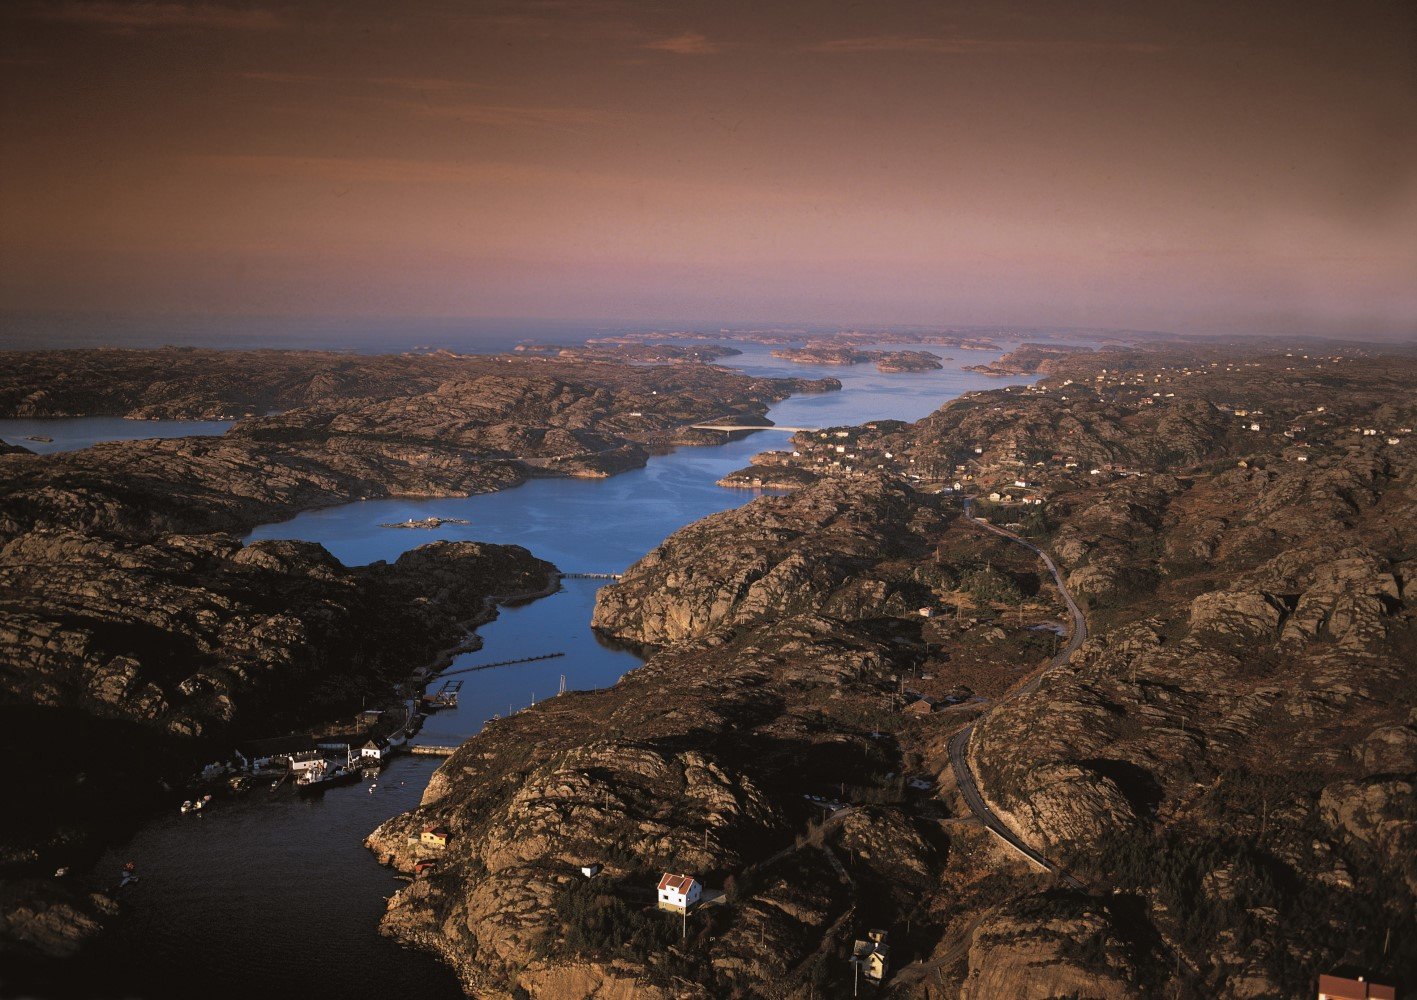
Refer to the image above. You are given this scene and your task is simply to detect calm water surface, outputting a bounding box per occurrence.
[84,344,1026,999]
[0,417,233,455]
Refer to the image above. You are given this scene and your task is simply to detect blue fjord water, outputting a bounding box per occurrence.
[67,343,1024,999]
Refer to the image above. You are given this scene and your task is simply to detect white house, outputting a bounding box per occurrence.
[657,872,701,912]
[357,738,390,761]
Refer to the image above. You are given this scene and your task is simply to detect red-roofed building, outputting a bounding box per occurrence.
[656,872,701,912]
[1318,973,1397,1000]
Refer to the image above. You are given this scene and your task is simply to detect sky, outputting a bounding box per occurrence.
[1,0,1415,339]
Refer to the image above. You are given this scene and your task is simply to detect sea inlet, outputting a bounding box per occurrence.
[67,343,1028,998]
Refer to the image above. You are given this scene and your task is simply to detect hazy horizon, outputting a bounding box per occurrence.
[6,308,1417,355]
[3,0,1415,340]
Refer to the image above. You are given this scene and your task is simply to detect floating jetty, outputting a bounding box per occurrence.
[437,652,564,678]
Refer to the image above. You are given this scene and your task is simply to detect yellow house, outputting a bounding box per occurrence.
[420,826,450,848]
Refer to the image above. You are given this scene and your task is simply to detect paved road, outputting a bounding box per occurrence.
[946,499,1089,890]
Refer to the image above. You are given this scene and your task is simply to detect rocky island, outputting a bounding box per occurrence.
[963,342,1086,376]
[771,346,945,372]
[369,342,1415,998]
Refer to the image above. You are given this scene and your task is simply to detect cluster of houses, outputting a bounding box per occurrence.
[233,703,416,778]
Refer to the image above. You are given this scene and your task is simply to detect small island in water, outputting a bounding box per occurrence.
[380,517,473,530]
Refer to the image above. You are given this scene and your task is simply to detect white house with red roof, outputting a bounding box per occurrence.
[656,872,701,912]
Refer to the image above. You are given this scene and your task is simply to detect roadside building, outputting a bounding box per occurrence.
[1317,974,1396,1000]
[656,873,701,912]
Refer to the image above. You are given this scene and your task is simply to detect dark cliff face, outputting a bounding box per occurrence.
[0,535,555,867]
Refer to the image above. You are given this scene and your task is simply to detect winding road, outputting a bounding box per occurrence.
[946,499,1089,890]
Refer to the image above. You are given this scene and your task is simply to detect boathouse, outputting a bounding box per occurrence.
[358,737,391,761]
[236,735,319,772]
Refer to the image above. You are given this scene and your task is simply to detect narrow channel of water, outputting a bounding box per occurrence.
[0,417,234,455]
[78,344,1024,999]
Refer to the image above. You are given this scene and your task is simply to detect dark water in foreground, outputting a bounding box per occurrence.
[45,345,1026,999]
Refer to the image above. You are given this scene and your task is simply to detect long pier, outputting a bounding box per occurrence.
[437,652,564,677]
[409,745,459,757]
[563,572,622,580]
[689,424,818,433]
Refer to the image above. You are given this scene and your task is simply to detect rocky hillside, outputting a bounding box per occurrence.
[592,475,945,645]
[370,473,1087,997]
[370,344,1415,999]
[0,348,834,965]
[0,354,836,543]
[0,536,555,959]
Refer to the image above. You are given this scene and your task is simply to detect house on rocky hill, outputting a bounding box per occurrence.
[656,873,701,912]
[419,826,450,849]
[850,929,890,985]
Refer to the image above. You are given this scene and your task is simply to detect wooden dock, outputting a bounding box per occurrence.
[409,745,459,757]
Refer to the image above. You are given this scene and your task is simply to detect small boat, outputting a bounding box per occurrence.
[118,861,139,888]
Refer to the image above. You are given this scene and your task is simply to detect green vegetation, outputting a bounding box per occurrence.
[960,566,1024,604]
[547,879,679,960]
